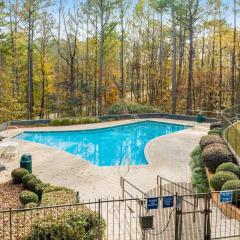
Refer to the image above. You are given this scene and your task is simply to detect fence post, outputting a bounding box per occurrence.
[9,208,12,240]
[203,194,211,240]
[98,198,102,240]
[160,177,162,197]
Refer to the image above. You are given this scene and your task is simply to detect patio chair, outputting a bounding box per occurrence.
[0,141,19,160]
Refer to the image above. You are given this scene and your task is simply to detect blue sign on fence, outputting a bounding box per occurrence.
[220,191,233,204]
[162,196,174,208]
[147,197,159,210]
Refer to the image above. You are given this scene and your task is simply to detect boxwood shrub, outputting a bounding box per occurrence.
[25,178,42,192]
[202,145,233,172]
[190,145,209,193]
[19,191,39,205]
[49,118,62,126]
[216,162,240,177]
[11,168,29,184]
[202,143,228,152]
[210,171,239,191]
[50,117,100,126]
[208,127,222,136]
[222,180,240,204]
[25,211,105,240]
[199,135,224,150]
[22,174,38,187]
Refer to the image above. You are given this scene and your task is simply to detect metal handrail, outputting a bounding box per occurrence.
[120,176,148,199]
[157,175,193,195]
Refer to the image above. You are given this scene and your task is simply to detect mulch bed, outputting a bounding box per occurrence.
[0,181,23,210]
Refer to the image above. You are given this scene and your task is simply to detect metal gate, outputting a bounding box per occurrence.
[121,176,240,240]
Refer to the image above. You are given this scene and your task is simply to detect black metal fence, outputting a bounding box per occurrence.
[1,190,240,240]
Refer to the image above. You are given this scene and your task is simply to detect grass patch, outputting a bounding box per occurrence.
[225,122,240,157]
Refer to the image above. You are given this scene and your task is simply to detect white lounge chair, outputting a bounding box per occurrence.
[0,141,19,159]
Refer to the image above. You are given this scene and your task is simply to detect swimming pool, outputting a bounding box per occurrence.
[16,121,188,166]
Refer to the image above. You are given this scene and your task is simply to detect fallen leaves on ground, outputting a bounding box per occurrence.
[0,181,23,210]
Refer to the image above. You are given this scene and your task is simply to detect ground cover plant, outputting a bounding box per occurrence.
[190,145,209,193]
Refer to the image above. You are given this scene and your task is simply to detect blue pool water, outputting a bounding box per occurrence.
[16,121,188,167]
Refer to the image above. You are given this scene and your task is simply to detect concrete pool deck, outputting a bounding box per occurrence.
[0,119,209,200]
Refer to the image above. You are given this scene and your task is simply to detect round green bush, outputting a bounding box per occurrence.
[24,202,38,208]
[221,180,240,204]
[202,145,233,172]
[61,118,72,125]
[199,135,224,150]
[11,168,29,184]
[22,174,37,187]
[210,171,239,191]
[208,127,222,136]
[216,162,240,177]
[25,178,42,192]
[19,191,39,205]
[25,211,105,240]
[71,118,78,125]
[49,118,62,126]
[203,143,228,152]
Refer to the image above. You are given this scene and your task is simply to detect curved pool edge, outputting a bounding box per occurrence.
[14,119,190,167]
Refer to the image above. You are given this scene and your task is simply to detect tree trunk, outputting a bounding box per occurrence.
[171,3,177,114]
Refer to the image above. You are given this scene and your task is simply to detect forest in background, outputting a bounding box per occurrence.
[0,0,239,121]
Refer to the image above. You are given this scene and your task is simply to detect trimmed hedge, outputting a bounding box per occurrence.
[25,178,42,192]
[210,171,239,191]
[202,145,233,173]
[199,135,224,150]
[222,180,240,204]
[11,168,29,184]
[19,191,39,205]
[22,174,38,187]
[202,143,228,152]
[208,127,222,136]
[40,190,76,207]
[49,117,101,126]
[25,211,105,240]
[190,145,209,193]
[216,163,240,177]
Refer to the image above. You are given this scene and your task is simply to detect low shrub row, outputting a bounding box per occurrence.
[50,117,101,126]
[11,168,106,239]
[24,211,106,240]
[190,145,209,193]
[11,168,76,207]
[108,102,161,115]
[193,127,240,206]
